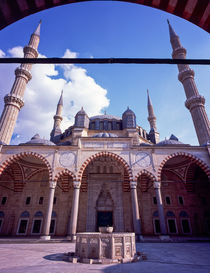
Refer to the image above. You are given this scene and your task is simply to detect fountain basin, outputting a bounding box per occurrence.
[75,232,136,263]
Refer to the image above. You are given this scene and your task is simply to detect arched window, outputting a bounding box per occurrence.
[179,211,191,234]
[166,211,175,217]
[179,211,188,218]
[31,211,43,235]
[166,211,177,234]
[153,211,160,234]
[20,211,30,218]
[17,211,30,235]
[34,211,43,217]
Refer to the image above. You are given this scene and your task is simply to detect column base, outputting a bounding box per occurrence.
[40,235,51,240]
[159,235,171,241]
[66,235,76,242]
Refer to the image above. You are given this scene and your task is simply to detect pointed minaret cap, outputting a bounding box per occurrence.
[58,90,63,106]
[34,20,42,36]
[167,19,178,39]
[147,89,152,106]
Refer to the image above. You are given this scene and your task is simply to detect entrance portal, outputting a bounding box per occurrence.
[97,211,113,231]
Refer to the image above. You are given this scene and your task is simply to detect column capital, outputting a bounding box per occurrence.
[153,181,161,189]
[49,181,57,189]
[130,181,137,189]
[73,181,81,189]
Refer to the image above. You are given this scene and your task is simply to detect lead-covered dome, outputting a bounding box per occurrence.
[156,134,189,146]
[19,134,55,146]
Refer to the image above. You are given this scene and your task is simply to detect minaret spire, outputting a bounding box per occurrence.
[34,20,41,36]
[0,21,41,144]
[147,89,157,131]
[168,21,210,145]
[147,90,159,144]
[50,90,63,142]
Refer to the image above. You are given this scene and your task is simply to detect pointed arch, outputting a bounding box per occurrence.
[136,169,156,192]
[54,169,76,182]
[135,169,157,182]
[157,152,210,181]
[78,151,133,182]
[0,152,53,180]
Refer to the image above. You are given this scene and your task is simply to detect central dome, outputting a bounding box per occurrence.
[90,114,121,121]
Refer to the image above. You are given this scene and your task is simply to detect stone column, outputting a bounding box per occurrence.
[153,181,167,235]
[40,180,57,240]
[130,181,141,237]
[67,181,81,241]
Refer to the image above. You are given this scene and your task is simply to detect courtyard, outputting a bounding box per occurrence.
[0,241,210,273]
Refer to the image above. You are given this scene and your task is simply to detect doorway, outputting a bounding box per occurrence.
[97,211,113,231]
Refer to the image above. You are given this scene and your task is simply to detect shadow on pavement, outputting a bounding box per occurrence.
[43,253,66,262]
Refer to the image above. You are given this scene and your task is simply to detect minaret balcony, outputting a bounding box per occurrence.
[4,94,24,109]
[23,45,38,58]
[178,69,194,83]
[185,95,205,111]
[172,47,186,59]
[15,67,32,82]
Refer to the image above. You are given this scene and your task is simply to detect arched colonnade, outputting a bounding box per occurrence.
[0,151,209,239]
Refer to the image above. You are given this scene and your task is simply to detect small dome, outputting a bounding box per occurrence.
[156,134,188,146]
[76,107,87,116]
[92,132,118,138]
[19,134,55,146]
[122,107,135,116]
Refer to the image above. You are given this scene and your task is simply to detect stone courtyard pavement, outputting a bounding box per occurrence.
[0,242,210,273]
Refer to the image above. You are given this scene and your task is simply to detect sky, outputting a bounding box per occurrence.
[0,1,209,145]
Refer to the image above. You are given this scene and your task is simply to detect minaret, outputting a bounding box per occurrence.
[147,90,159,144]
[167,20,210,145]
[0,21,41,145]
[147,89,157,131]
[50,90,63,141]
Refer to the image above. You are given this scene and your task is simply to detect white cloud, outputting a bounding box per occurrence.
[8,46,24,58]
[0,49,5,57]
[0,47,110,144]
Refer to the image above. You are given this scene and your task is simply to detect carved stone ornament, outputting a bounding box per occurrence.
[59,152,75,167]
[135,152,151,168]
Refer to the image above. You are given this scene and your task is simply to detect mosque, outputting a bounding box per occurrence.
[0,21,209,240]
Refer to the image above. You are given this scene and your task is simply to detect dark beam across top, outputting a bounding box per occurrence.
[0,58,209,65]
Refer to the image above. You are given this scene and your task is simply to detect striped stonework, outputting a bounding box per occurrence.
[157,152,210,181]
[0,152,53,181]
[0,0,209,32]
[77,151,133,182]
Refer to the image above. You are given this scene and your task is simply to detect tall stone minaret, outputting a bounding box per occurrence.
[167,20,210,145]
[147,90,159,144]
[50,90,63,141]
[0,21,41,145]
[147,89,157,131]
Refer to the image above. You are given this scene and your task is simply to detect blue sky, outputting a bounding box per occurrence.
[0,1,209,145]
